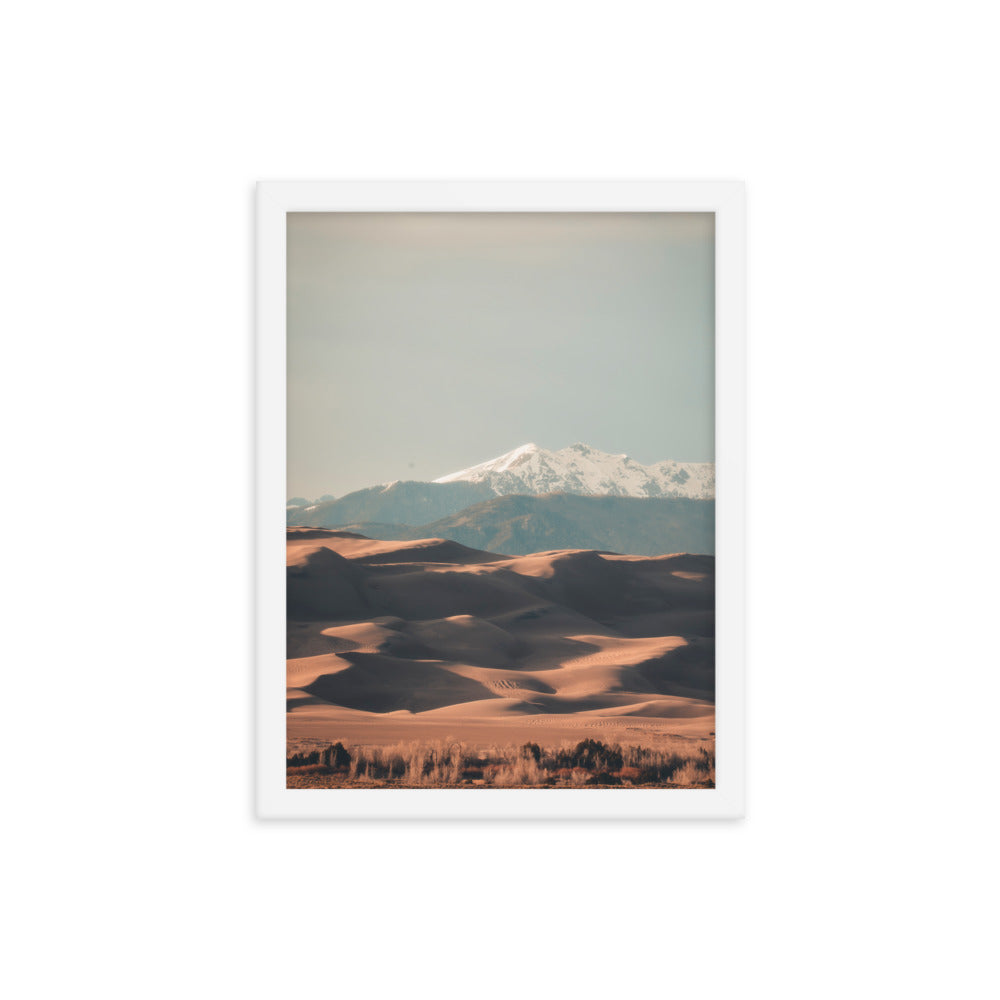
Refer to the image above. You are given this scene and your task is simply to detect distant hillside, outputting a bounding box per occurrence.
[286,480,496,528]
[329,493,715,556]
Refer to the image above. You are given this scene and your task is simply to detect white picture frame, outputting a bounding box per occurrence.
[257,180,746,819]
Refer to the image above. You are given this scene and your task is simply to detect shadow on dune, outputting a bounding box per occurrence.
[633,638,716,702]
[304,652,500,714]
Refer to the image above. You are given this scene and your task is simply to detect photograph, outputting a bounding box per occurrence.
[9,5,997,996]
[281,206,722,793]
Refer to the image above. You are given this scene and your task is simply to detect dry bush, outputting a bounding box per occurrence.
[490,755,547,787]
[671,747,715,786]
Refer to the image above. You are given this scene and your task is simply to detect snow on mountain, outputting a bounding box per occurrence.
[433,442,714,500]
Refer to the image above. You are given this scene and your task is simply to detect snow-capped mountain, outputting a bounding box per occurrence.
[433,442,714,500]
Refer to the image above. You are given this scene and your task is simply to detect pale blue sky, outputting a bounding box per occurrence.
[288,212,714,499]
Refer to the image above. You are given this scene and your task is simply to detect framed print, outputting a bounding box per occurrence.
[256,180,745,819]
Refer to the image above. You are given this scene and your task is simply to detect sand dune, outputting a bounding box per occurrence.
[287,528,715,750]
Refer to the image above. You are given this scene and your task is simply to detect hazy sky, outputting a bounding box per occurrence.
[288,212,714,500]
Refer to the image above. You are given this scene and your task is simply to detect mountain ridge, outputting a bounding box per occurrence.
[288,442,716,509]
[285,442,716,556]
[433,442,714,500]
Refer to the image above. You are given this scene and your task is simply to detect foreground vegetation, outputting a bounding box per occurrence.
[286,738,714,788]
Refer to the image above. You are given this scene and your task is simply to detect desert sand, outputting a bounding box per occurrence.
[286,528,715,764]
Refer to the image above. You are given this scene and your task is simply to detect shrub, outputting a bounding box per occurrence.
[565,739,623,772]
[659,753,687,780]
[320,742,352,768]
[491,756,546,787]
[585,772,623,786]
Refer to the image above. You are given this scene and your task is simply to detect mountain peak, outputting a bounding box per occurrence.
[433,442,714,499]
[434,443,540,484]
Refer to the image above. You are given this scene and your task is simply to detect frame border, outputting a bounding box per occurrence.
[256,180,745,819]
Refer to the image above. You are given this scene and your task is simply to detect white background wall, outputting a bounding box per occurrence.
[4,3,997,997]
